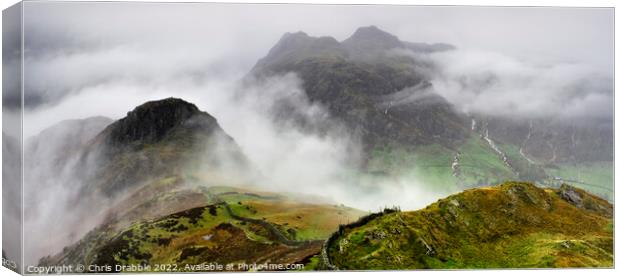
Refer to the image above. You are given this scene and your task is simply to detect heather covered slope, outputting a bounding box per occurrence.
[40,183,364,271]
[325,182,613,269]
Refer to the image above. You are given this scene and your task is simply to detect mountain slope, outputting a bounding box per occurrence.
[22,99,252,265]
[474,116,613,166]
[24,116,113,190]
[472,116,613,199]
[36,98,366,271]
[323,182,613,269]
[248,26,521,194]
[250,26,613,199]
[76,97,247,197]
[25,116,113,166]
[40,184,365,271]
[250,26,468,154]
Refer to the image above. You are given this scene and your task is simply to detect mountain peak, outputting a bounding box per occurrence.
[342,25,404,53]
[282,31,309,39]
[103,97,217,146]
[130,97,199,116]
[253,31,344,71]
[253,26,456,73]
[349,25,396,39]
[267,31,315,55]
[81,97,240,196]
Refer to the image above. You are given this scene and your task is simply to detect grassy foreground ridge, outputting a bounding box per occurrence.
[323,182,613,269]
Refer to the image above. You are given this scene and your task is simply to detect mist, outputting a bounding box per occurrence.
[22,2,613,109]
[11,1,613,267]
[395,49,614,120]
[23,130,115,265]
[20,69,452,266]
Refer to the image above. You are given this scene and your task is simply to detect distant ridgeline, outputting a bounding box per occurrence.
[248,26,613,199]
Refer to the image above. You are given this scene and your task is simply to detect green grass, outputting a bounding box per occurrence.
[365,138,528,193]
[328,182,614,269]
[458,137,516,186]
[302,255,321,271]
[134,205,235,262]
[51,180,365,270]
[367,143,459,193]
[496,143,547,182]
[225,198,364,241]
[545,162,613,200]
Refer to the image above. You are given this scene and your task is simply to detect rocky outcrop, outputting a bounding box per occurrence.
[558,184,613,217]
[78,98,247,197]
[100,98,218,147]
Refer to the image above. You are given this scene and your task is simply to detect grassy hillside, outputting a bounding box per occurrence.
[366,137,520,193]
[367,143,458,194]
[325,182,613,269]
[366,137,612,203]
[40,179,364,272]
[457,137,516,186]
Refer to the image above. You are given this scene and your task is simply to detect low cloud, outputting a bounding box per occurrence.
[20,69,447,266]
[397,49,613,121]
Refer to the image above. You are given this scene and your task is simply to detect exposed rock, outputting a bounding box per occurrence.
[371,230,387,240]
[339,239,349,253]
[559,184,583,207]
[558,184,613,217]
[102,97,218,147]
[449,199,460,207]
[76,98,247,197]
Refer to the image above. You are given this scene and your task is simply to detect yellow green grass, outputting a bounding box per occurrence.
[328,182,613,269]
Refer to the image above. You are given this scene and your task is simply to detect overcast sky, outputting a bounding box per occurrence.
[24,2,613,65]
[20,1,614,136]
